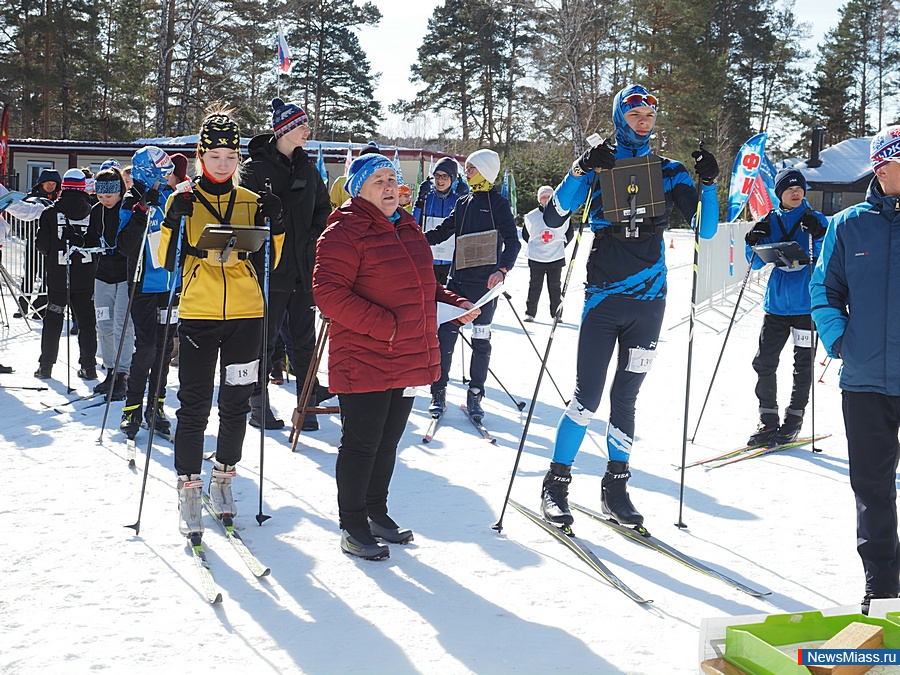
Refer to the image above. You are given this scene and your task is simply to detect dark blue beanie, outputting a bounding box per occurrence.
[774,168,806,200]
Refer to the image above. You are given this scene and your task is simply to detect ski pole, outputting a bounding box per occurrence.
[0,384,49,391]
[690,251,755,442]
[65,234,73,394]
[257,179,273,526]
[502,291,569,406]
[127,208,184,537]
[675,132,707,530]
[457,331,525,411]
[493,133,606,533]
[98,202,156,441]
[460,331,468,384]
[808,230,821,453]
[818,357,832,383]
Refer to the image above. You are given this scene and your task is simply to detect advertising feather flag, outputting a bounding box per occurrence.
[343,146,353,176]
[393,149,404,185]
[316,144,328,185]
[727,133,767,222]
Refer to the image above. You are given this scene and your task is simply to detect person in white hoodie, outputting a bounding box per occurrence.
[521,185,573,321]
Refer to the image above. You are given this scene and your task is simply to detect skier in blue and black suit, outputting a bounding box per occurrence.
[538,84,720,528]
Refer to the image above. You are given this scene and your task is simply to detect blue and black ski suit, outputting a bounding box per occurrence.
[543,102,718,470]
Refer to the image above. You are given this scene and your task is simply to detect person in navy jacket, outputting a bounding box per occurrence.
[744,168,827,446]
[811,125,900,613]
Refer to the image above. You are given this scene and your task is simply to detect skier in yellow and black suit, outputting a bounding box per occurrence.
[158,110,284,538]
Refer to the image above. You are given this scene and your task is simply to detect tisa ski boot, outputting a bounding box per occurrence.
[145,397,171,436]
[120,403,142,439]
[772,408,804,446]
[177,474,205,537]
[748,408,779,447]
[208,462,237,518]
[601,461,643,527]
[540,462,574,526]
[428,386,447,418]
[466,387,485,421]
[368,514,414,544]
[341,528,390,560]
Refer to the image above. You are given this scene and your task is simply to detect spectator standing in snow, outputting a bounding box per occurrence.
[413,157,467,285]
[521,184,573,322]
[313,153,476,560]
[810,125,900,614]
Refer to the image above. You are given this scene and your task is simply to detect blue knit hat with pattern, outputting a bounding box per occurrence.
[271,98,309,139]
[346,154,395,198]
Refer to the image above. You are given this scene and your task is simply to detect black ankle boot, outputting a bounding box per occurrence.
[540,462,573,525]
[601,460,643,526]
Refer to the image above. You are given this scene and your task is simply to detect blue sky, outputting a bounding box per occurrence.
[357,0,846,137]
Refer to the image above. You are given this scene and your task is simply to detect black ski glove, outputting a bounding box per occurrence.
[163,192,193,229]
[415,180,432,210]
[744,215,771,246]
[691,149,719,185]
[799,210,827,239]
[257,191,284,234]
[574,141,616,175]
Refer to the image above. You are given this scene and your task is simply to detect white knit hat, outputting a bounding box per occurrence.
[466,149,501,184]
[537,185,554,201]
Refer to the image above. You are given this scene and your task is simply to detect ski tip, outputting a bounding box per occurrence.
[211,592,223,604]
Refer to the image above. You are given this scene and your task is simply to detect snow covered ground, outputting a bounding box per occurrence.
[0,228,869,674]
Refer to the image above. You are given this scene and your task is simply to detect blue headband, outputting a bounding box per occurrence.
[95,180,122,195]
[346,154,395,198]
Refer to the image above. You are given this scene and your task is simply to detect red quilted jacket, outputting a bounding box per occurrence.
[313,198,468,394]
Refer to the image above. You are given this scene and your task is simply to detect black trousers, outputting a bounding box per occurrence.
[843,390,900,595]
[174,318,262,476]
[254,288,317,395]
[435,279,496,392]
[39,287,96,368]
[336,388,415,533]
[126,291,176,407]
[526,261,563,318]
[752,313,813,411]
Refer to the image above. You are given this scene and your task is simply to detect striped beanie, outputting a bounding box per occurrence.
[346,154,395,198]
[871,125,900,171]
[61,168,87,192]
[272,98,309,139]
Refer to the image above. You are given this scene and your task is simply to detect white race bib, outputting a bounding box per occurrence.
[792,327,812,348]
[402,387,417,398]
[158,307,178,324]
[95,306,110,322]
[224,360,258,387]
[626,347,657,373]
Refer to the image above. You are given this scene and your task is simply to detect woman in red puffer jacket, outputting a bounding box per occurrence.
[313,153,477,561]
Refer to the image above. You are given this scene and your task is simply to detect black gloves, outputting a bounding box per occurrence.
[415,180,432,210]
[691,149,719,185]
[799,210,827,239]
[744,215,771,246]
[257,191,284,234]
[162,191,193,230]
[575,141,616,174]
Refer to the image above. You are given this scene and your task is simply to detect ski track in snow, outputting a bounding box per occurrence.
[0,229,866,673]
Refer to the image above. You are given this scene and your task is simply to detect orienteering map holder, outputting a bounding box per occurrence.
[752,241,809,269]
[194,225,270,264]
[597,155,665,237]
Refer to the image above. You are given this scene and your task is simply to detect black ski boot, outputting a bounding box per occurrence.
[120,402,142,438]
[341,528,390,560]
[540,462,574,526]
[429,386,447,418]
[772,407,804,445]
[111,373,127,401]
[862,591,900,616]
[146,397,171,436]
[748,409,780,446]
[601,460,643,527]
[466,387,485,421]
[369,514,414,544]
[93,369,115,394]
[249,392,284,430]
[34,363,52,379]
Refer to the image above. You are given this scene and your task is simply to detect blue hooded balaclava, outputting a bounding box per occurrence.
[130,146,174,189]
[612,84,658,156]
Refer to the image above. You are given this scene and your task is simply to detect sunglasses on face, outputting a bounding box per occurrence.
[623,93,658,108]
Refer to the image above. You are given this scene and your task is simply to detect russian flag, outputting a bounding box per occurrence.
[277,25,292,74]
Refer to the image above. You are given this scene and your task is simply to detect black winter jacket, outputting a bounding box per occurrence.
[36,190,95,292]
[86,201,128,284]
[242,135,331,293]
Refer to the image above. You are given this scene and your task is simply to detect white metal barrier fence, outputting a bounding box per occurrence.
[0,211,46,314]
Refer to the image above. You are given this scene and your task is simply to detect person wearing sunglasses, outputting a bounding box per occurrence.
[537,84,720,530]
